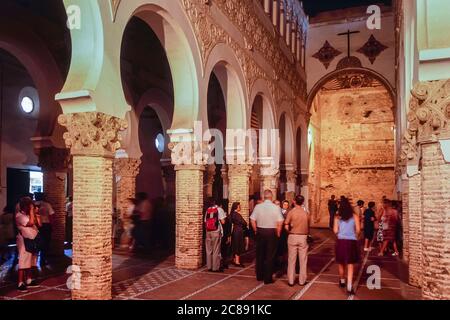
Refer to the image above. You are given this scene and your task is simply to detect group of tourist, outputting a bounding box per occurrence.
[204,190,403,296]
[204,190,311,287]
[0,193,75,292]
[0,195,55,291]
[329,195,401,257]
[330,195,402,294]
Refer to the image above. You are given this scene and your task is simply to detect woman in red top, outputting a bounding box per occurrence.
[379,199,400,257]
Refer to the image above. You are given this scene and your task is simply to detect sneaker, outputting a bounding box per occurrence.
[17,283,28,292]
[26,280,40,288]
[363,248,369,252]
[339,280,346,288]
[392,252,399,257]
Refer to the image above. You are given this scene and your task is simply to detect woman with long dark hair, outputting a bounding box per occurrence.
[334,197,361,295]
[15,197,40,291]
[230,202,247,267]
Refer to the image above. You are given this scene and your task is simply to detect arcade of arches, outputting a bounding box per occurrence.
[0,0,448,300]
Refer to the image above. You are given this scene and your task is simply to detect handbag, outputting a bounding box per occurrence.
[22,232,43,254]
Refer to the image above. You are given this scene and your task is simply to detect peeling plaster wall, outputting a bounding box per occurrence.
[310,86,395,226]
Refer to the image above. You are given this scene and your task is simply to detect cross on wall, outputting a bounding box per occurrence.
[337,29,361,58]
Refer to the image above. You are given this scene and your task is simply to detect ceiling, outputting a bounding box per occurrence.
[301,0,392,17]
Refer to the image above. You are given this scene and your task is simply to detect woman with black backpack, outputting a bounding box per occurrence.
[15,197,40,292]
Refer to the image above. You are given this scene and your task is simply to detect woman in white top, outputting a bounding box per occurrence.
[15,197,40,291]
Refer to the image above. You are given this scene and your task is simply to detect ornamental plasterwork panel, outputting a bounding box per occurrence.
[357,35,388,64]
[312,41,342,70]
[401,80,450,164]
[181,0,307,106]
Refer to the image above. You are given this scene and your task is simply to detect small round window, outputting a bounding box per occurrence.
[20,96,34,114]
[155,133,165,153]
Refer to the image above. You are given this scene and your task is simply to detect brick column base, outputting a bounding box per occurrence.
[38,147,69,257]
[421,142,449,300]
[72,156,113,300]
[114,158,140,248]
[175,165,205,270]
[407,173,422,287]
[228,165,252,222]
[58,111,127,300]
[261,176,279,201]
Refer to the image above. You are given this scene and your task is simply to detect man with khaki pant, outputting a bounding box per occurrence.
[284,195,310,286]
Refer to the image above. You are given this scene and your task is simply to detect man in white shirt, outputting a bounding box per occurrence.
[250,190,284,284]
[204,198,226,272]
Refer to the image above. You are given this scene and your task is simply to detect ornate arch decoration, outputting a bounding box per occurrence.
[278,109,296,167]
[128,3,202,131]
[120,88,173,160]
[249,79,277,131]
[204,43,248,131]
[307,66,396,114]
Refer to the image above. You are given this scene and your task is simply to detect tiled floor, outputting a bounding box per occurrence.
[0,229,421,300]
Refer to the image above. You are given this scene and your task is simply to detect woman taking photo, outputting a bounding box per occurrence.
[334,197,361,295]
[230,202,247,267]
[15,197,40,291]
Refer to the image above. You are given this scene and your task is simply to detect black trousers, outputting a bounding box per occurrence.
[39,223,52,264]
[329,212,336,229]
[255,228,278,283]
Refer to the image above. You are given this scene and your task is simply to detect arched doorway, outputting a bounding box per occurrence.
[119,14,176,252]
[307,68,396,227]
[0,0,71,259]
[206,72,227,203]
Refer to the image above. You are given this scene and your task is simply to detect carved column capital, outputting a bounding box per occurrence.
[58,112,127,158]
[38,147,70,172]
[286,169,297,184]
[401,80,450,166]
[228,164,253,177]
[168,141,210,166]
[114,158,141,178]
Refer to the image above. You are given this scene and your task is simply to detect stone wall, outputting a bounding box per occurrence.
[310,87,395,226]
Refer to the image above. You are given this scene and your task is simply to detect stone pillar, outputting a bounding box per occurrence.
[38,147,70,256]
[221,165,229,200]
[114,157,140,248]
[205,164,216,198]
[264,0,272,15]
[168,140,207,269]
[272,0,280,28]
[401,80,450,300]
[260,165,279,200]
[420,142,449,300]
[407,173,422,287]
[228,164,253,222]
[279,1,286,37]
[58,112,127,300]
[161,161,176,199]
[174,165,205,269]
[285,169,297,203]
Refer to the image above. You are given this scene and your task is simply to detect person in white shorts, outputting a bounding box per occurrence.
[15,197,40,292]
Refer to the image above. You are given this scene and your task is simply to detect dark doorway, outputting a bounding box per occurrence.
[7,168,31,208]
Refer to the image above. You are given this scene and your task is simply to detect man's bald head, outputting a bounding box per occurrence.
[263,190,273,201]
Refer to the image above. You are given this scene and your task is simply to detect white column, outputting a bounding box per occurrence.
[264,0,272,15]
[272,0,280,28]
